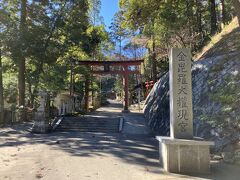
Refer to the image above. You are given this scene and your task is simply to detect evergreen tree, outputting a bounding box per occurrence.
[232,0,240,25]
[209,0,218,34]
[109,11,128,60]
[0,0,108,115]
[0,46,3,125]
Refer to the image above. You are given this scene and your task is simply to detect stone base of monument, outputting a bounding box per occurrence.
[31,111,50,133]
[122,109,130,113]
[156,136,214,174]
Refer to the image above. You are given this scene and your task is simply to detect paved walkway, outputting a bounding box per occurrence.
[0,100,239,180]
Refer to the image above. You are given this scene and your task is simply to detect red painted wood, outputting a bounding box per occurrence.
[91,70,140,75]
[77,60,143,66]
[78,60,144,111]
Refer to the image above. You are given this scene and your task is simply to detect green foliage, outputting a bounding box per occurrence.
[114,76,123,95]
[0,0,110,109]
[86,25,110,58]
[88,0,103,25]
[110,11,129,42]
[207,74,240,129]
[2,57,17,104]
[210,63,224,72]
[0,0,237,112]
[119,0,236,77]
[109,10,129,59]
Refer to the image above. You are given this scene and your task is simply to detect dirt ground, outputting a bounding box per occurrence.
[0,101,239,180]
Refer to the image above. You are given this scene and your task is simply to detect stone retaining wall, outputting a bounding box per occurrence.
[144,53,240,144]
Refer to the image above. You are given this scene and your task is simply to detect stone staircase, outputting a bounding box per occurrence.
[54,116,122,133]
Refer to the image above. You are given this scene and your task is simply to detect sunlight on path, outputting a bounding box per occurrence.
[0,101,239,180]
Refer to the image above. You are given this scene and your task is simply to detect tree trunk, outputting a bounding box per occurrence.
[119,36,122,60]
[0,48,4,125]
[70,62,73,96]
[147,47,152,80]
[91,75,94,108]
[152,36,157,82]
[84,74,90,112]
[31,88,38,109]
[209,0,217,35]
[18,0,27,107]
[186,0,194,38]
[18,58,25,107]
[232,0,240,26]
[134,45,137,61]
[196,0,203,39]
[27,82,34,108]
[220,0,226,25]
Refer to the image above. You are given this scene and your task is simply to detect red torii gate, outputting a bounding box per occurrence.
[78,60,144,112]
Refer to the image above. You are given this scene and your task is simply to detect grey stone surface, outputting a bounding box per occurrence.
[157,136,213,174]
[143,73,170,136]
[144,52,240,153]
[31,92,50,133]
[156,136,214,145]
[169,48,193,139]
[156,48,214,174]
[31,111,50,133]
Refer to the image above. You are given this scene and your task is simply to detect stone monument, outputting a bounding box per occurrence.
[32,91,50,133]
[156,48,214,174]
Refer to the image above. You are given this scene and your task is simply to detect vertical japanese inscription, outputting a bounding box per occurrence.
[169,48,193,139]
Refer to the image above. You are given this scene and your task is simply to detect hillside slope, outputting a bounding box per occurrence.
[195,17,240,60]
[144,19,240,162]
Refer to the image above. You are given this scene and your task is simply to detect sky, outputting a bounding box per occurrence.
[100,0,137,58]
[100,0,119,31]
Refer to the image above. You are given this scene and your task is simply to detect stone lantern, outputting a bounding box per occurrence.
[31,91,51,133]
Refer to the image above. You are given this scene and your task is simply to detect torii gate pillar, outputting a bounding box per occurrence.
[77,60,144,113]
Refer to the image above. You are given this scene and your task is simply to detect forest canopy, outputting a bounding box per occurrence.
[0,0,240,124]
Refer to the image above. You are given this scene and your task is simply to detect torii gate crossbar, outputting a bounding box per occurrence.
[78,60,144,112]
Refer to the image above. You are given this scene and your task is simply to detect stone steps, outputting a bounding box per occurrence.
[55,116,121,133]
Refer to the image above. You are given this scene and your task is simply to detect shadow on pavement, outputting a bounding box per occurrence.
[0,126,159,169]
[1,100,239,179]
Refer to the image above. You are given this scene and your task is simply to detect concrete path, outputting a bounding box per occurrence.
[122,110,152,135]
[95,99,151,135]
[0,100,239,180]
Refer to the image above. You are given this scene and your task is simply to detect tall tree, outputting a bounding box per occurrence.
[196,0,203,39]
[89,0,103,25]
[220,0,226,25]
[151,34,157,82]
[209,0,218,34]
[0,47,4,125]
[18,0,27,107]
[232,0,240,25]
[109,11,128,60]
